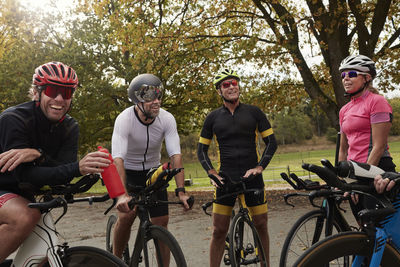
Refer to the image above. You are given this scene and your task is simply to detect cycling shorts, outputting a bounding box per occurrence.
[0,190,19,208]
[125,169,168,218]
[213,175,268,216]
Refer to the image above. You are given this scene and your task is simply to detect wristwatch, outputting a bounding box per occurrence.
[35,148,45,164]
[175,187,186,197]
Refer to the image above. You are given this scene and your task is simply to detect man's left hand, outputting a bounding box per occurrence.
[178,193,192,211]
[0,148,41,172]
[244,166,264,178]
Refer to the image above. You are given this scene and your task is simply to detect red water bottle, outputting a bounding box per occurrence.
[97,146,125,198]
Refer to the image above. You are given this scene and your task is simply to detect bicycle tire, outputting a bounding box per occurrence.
[294,231,400,266]
[106,214,130,265]
[130,225,187,267]
[279,209,344,267]
[44,246,127,266]
[228,213,267,267]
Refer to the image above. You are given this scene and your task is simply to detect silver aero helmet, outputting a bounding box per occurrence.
[339,55,376,79]
[127,74,163,104]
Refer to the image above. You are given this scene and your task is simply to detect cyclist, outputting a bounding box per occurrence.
[338,55,396,216]
[197,68,277,267]
[110,73,191,263]
[0,62,111,262]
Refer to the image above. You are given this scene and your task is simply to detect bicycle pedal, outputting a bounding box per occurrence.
[223,254,231,265]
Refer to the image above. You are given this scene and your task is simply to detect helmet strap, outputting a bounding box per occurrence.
[344,81,369,97]
[138,102,153,121]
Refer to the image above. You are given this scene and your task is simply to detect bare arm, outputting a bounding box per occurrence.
[170,154,191,210]
[114,157,131,213]
[338,133,349,162]
[367,122,391,166]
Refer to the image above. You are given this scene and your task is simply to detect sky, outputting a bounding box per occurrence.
[19,0,75,13]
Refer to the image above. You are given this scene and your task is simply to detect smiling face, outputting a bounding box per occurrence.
[341,69,371,95]
[218,78,240,102]
[39,89,72,122]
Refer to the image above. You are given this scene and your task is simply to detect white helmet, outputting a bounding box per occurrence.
[339,55,376,78]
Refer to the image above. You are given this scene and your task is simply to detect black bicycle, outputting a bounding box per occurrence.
[202,173,267,267]
[294,160,400,266]
[278,171,354,267]
[105,167,194,267]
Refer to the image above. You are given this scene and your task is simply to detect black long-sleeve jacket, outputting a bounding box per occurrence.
[0,101,81,198]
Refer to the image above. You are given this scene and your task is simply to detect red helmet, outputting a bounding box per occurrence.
[33,61,78,88]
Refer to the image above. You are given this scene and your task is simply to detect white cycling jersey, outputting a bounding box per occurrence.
[111,106,181,171]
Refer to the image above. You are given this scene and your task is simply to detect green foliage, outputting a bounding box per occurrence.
[389,98,400,136]
[325,127,339,144]
[272,109,313,145]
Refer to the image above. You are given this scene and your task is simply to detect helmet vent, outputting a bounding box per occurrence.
[51,64,59,77]
[60,64,65,77]
[42,66,52,76]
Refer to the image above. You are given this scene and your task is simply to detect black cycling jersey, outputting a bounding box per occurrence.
[197,103,277,180]
[0,101,81,198]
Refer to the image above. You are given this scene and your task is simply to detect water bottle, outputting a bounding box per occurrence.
[146,162,169,187]
[97,146,125,198]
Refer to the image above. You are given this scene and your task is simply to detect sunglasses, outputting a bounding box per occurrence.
[42,85,74,100]
[221,79,238,89]
[138,85,163,102]
[341,71,369,79]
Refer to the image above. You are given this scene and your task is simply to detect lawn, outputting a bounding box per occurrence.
[86,140,400,194]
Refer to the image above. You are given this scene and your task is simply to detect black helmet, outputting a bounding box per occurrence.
[127,74,163,104]
[339,55,376,79]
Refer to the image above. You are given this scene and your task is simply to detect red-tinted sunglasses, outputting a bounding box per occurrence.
[221,79,238,89]
[43,85,74,100]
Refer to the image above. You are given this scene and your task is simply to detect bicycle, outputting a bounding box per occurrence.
[279,172,355,267]
[0,174,127,267]
[294,159,400,266]
[202,173,267,267]
[105,166,194,267]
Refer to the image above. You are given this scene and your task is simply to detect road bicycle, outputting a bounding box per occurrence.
[0,174,127,267]
[202,173,267,267]
[278,171,355,266]
[294,159,400,266]
[105,166,194,267]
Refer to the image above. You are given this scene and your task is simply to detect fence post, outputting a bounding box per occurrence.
[287,165,290,176]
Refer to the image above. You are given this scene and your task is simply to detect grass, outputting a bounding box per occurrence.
[85,140,400,194]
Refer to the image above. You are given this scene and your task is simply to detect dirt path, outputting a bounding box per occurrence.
[30,190,357,266]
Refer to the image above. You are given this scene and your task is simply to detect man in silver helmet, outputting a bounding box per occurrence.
[110,73,191,263]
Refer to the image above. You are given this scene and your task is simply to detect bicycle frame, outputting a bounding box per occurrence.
[11,211,64,267]
[352,197,400,266]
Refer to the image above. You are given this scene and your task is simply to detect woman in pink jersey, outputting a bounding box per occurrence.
[338,55,396,218]
[338,54,395,172]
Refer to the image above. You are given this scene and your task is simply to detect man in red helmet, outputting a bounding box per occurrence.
[0,62,111,262]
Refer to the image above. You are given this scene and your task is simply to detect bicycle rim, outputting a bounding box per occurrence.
[229,214,267,267]
[105,214,130,265]
[279,209,343,267]
[130,225,187,267]
[294,232,400,267]
[58,246,127,266]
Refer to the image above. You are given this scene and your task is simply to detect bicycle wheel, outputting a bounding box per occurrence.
[130,225,187,267]
[228,213,267,267]
[44,246,127,266]
[279,209,343,267]
[106,214,130,265]
[294,232,400,266]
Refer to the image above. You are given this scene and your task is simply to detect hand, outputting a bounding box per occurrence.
[79,151,111,175]
[116,194,135,214]
[0,148,41,172]
[374,174,396,194]
[343,191,359,204]
[209,172,224,188]
[178,193,191,211]
[243,166,263,178]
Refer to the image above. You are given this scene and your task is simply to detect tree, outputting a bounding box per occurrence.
[93,0,400,130]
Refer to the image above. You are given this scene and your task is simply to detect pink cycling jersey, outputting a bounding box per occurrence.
[339,90,392,163]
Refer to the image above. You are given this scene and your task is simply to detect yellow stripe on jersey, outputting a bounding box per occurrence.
[199,136,212,145]
[260,128,273,138]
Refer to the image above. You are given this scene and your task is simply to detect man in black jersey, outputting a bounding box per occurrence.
[0,62,111,262]
[197,68,277,267]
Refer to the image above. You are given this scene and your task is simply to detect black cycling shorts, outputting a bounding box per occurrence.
[213,174,268,216]
[125,169,168,218]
